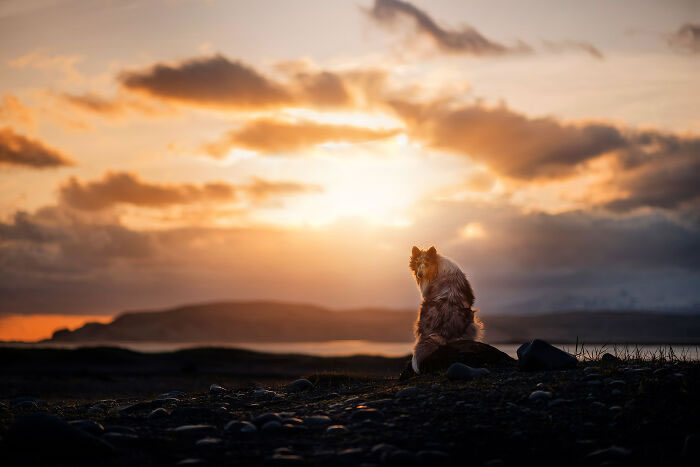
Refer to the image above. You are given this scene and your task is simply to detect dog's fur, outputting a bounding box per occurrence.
[409,246,482,373]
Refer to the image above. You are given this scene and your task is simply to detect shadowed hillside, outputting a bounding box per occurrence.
[46,301,700,344]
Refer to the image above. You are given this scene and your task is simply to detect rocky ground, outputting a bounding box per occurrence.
[0,343,699,466]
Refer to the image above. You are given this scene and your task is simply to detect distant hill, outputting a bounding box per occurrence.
[48,301,700,344]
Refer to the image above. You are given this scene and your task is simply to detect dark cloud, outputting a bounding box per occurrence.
[0,127,73,168]
[368,0,531,55]
[59,171,237,210]
[120,55,293,109]
[58,171,323,211]
[293,71,352,108]
[202,119,400,156]
[389,100,628,179]
[61,92,126,116]
[668,23,700,53]
[542,39,604,60]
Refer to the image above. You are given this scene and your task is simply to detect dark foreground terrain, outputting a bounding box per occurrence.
[0,345,699,466]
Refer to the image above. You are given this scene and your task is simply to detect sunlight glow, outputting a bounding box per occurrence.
[459,222,487,239]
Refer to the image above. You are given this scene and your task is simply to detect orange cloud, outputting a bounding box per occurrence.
[58,171,323,210]
[0,127,73,168]
[203,118,401,156]
[0,94,35,129]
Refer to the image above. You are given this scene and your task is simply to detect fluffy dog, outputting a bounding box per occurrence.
[409,246,482,373]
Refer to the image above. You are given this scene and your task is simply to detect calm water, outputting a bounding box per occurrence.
[3,340,700,360]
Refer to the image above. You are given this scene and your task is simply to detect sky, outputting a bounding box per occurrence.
[0,0,699,339]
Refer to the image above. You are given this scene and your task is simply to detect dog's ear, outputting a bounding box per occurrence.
[411,246,420,258]
[427,246,437,257]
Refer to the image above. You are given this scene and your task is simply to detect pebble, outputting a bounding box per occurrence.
[395,387,421,398]
[209,384,226,394]
[253,389,278,398]
[528,390,553,401]
[265,453,305,466]
[446,362,490,381]
[224,420,257,434]
[103,425,137,435]
[6,413,116,458]
[253,412,282,425]
[351,408,385,422]
[158,391,185,399]
[68,419,104,436]
[547,398,571,407]
[261,421,282,434]
[101,432,139,445]
[147,407,169,419]
[337,447,363,461]
[583,366,601,374]
[585,445,632,461]
[173,424,216,437]
[287,378,314,392]
[195,437,222,447]
[304,415,332,426]
[326,424,349,434]
[176,459,206,465]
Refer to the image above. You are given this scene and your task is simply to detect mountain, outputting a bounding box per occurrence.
[48,301,700,344]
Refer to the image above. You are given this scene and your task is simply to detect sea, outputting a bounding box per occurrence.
[2,340,700,360]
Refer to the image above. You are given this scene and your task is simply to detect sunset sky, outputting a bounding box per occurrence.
[1,0,699,340]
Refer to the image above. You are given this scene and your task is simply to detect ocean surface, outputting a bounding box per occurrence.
[2,340,700,360]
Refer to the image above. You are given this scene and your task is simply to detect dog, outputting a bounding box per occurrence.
[409,245,482,373]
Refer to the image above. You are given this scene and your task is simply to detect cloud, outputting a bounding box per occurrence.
[668,23,700,53]
[202,119,401,156]
[367,0,530,55]
[0,127,73,168]
[389,100,627,179]
[58,172,237,210]
[0,94,35,129]
[58,171,323,211]
[59,92,172,118]
[542,39,604,60]
[119,55,293,110]
[8,50,85,85]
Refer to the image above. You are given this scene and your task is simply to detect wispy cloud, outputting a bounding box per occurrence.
[0,127,73,168]
[202,119,401,156]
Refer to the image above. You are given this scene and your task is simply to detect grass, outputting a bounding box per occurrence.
[560,338,700,363]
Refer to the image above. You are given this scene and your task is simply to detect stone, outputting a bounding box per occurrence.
[158,391,185,399]
[351,409,385,422]
[253,412,282,426]
[6,413,116,459]
[171,407,214,420]
[383,449,416,465]
[253,389,277,398]
[147,408,169,419]
[304,415,332,426]
[395,387,421,398]
[176,459,207,465]
[288,378,314,392]
[261,421,282,434]
[117,401,153,414]
[601,352,620,363]
[585,445,632,462]
[101,432,139,446]
[103,425,137,435]
[209,384,226,394]
[224,420,257,434]
[195,437,222,447]
[68,419,104,436]
[265,453,305,466]
[446,363,490,381]
[682,433,700,463]
[528,390,553,401]
[172,425,216,438]
[518,339,578,371]
[326,424,349,434]
[402,340,515,378]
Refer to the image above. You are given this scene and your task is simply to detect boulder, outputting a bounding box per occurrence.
[400,340,515,379]
[518,339,577,371]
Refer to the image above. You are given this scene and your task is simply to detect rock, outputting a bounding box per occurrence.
[171,407,214,420]
[547,398,571,407]
[601,352,620,363]
[224,420,257,434]
[253,389,278,398]
[253,412,282,426]
[6,413,116,459]
[265,453,306,466]
[158,391,185,399]
[585,445,632,462]
[209,384,226,394]
[583,366,600,374]
[608,379,626,389]
[68,419,104,436]
[103,425,137,435]
[172,425,216,438]
[351,409,385,422]
[117,401,153,414]
[288,378,314,392]
[176,459,207,465]
[11,396,47,408]
[101,432,140,446]
[416,450,449,463]
[395,387,421,398]
[326,424,349,434]
[384,449,416,466]
[446,363,490,381]
[518,339,577,371]
[304,415,332,427]
[682,433,700,463]
[195,437,222,447]
[147,407,169,419]
[528,390,553,401]
[417,340,516,375]
[261,421,282,434]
